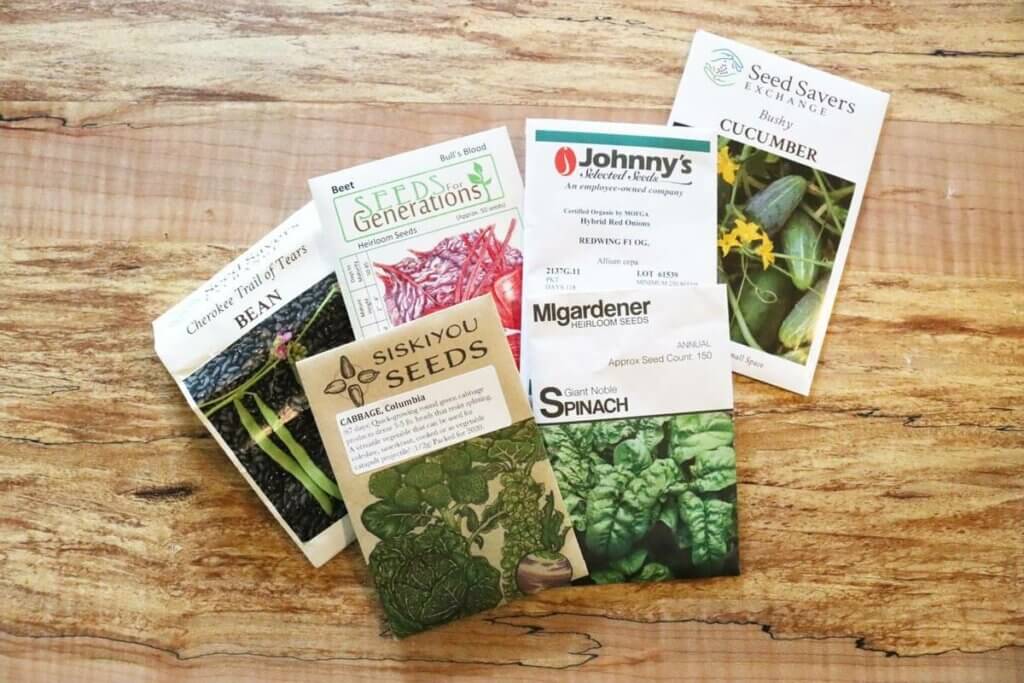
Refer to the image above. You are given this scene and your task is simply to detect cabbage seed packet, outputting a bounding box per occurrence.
[669,30,889,394]
[527,285,739,583]
[309,128,525,365]
[297,296,587,637]
[153,203,356,566]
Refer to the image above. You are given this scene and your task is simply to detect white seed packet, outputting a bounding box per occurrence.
[527,285,739,583]
[521,119,719,391]
[153,203,356,566]
[669,30,889,395]
[309,128,525,366]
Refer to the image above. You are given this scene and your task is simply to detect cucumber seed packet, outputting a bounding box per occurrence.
[669,30,889,395]
[297,296,587,637]
[153,203,356,566]
[309,128,525,366]
[527,285,739,583]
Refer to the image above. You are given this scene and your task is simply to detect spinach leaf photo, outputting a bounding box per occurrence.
[541,411,739,584]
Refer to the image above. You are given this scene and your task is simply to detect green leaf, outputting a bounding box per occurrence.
[585,459,677,560]
[361,500,425,539]
[612,437,653,473]
[439,448,472,475]
[462,506,480,532]
[450,471,489,504]
[538,492,568,552]
[590,568,626,584]
[393,485,422,512]
[421,483,453,508]
[635,561,672,582]
[610,548,648,577]
[467,173,483,184]
[657,500,680,533]
[668,411,734,464]
[369,469,403,500]
[461,555,503,614]
[690,446,737,492]
[405,461,444,489]
[678,491,735,566]
[473,161,483,175]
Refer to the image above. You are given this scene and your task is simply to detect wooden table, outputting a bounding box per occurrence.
[2,3,1022,680]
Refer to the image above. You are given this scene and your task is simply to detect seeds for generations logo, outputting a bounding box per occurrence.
[703,48,744,86]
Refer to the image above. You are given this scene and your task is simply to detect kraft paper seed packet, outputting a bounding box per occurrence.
[670,30,889,395]
[153,203,356,566]
[297,295,587,638]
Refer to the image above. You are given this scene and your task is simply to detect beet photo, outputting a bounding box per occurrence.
[374,220,523,364]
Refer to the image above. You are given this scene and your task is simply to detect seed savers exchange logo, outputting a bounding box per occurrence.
[704,48,743,86]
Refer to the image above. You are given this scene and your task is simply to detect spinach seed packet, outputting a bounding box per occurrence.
[297,295,587,637]
[527,285,739,583]
[154,203,356,566]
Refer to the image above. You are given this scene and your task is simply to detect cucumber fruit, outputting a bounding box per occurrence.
[780,211,821,290]
[730,268,796,349]
[744,175,807,235]
[779,277,828,349]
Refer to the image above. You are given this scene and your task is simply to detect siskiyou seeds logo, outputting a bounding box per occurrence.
[704,47,743,86]
[554,146,576,176]
[323,354,380,407]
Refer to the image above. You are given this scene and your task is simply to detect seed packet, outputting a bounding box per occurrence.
[669,30,889,395]
[309,128,524,365]
[527,285,739,583]
[521,119,718,391]
[153,203,355,566]
[296,296,587,637]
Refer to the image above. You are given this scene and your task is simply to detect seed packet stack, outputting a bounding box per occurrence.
[151,27,888,636]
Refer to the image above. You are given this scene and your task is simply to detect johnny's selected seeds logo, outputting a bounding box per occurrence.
[704,48,743,86]
[323,354,380,407]
[554,146,577,176]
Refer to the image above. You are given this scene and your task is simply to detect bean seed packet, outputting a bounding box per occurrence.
[309,128,525,366]
[153,203,356,567]
[669,30,889,395]
[527,285,739,583]
[520,119,718,392]
[297,296,587,638]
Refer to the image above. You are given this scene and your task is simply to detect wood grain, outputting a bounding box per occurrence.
[1,103,1022,278]
[1,1,1022,124]
[3,0,1023,678]
[0,242,1021,681]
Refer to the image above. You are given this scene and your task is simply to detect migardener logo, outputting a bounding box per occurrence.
[704,48,743,86]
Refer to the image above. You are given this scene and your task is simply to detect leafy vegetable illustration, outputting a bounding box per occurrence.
[541,411,739,583]
[369,525,501,638]
[715,137,853,363]
[362,420,573,637]
[197,284,345,515]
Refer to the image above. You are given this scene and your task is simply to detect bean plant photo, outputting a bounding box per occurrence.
[715,137,855,364]
[541,412,739,584]
[362,420,575,637]
[183,275,354,542]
